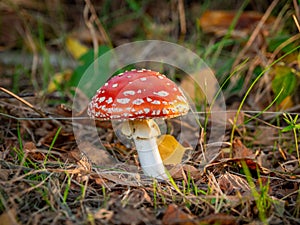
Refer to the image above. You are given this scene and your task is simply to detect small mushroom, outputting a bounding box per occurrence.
[87,69,189,179]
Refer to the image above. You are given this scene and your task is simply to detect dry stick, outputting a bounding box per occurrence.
[232,0,279,69]
[0,87,47,118]
[83,0,112,77]
[178,0,186,39]
[83,2,99,61]
[293,0,300,25]
[84,0,112,47]
[293,14,300,32]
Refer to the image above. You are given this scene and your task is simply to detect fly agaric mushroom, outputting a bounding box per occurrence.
[87,69,189,179]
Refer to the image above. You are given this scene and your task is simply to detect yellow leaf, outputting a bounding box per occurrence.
[279,95,294,110]
[47,69,72,93]
[66,36,89,60]
[157,134,187,165]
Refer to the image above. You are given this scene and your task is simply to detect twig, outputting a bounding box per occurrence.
[293,0,300,26]
[178,0,186,39]
[0,87,47,118]
[232,0,279,69]
[84,0,112,47]
[293,14,300,32]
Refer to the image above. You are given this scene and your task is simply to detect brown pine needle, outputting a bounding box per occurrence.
[0,87,47,118]
[293,14,300,32]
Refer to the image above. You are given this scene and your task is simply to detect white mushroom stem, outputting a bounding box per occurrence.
[121,119,168,179]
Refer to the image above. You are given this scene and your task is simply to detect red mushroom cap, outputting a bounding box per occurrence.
[87,69,189,120]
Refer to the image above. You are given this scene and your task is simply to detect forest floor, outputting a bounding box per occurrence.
[1,0,300,224]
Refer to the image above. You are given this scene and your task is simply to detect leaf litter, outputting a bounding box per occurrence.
[1,1,300,224]
[1,89,300,225]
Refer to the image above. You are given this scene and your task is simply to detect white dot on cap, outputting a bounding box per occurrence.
[151,100,161,105]
[135,110,144,115]
[123,90,135,96]
[106,97,113,104]
[132,98,144,105]
[111,115,121,119]
[98,96,106,103]
[146,97,152,102]
[116,98,130,104]
[153,91,169,97]
[112,83,118,88]
[151,110,161,115]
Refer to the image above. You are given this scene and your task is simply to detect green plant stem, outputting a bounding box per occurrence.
[44,127,62,165]
[230,45,300,148]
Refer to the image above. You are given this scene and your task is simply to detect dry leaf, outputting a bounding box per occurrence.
[198,10,275,38]
[169,164,201,180]
[162,204,196,225]
[279,96,294,110]
[66,36,89,60]
[199,213,237,225]
[78,141,116,165]
[218,172,250,195]
[47,69,72,93]
[157,134,187,165]
[24,141,45,161]
[0,208,19,225]
[232,138,254,158]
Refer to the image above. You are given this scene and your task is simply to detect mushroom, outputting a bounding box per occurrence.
[87,69,189,179]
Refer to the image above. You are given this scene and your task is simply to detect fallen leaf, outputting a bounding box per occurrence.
[0,208,19,225]
[232,138,254,158]
[157,135,187,165]
[279,95,294,110]
[47,69,72,93]
[199,213,237,225]
[169,164,201,180]
[66,36,89,60]
[271,64,297,106]
[78,141,116,165]
[218,172,251,195]
[198,10,275,38]
[24,141,45,161]
[162,204,197,225]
